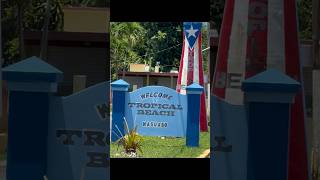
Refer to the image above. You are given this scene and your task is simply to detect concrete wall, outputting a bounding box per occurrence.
[122,76,144,90]
[63,7,110,33]
[25,45,108,96]
[300,41,313,116]
[122,76,178,90]
[157,77,177,89]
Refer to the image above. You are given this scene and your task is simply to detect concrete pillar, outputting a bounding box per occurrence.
[2,56,62,180]
[186,83,204,147]
[110,79,129,142]
[242,69,301,180]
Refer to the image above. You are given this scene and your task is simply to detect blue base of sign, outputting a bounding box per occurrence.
[186,94,200,147]
[7,91,49,180]
[247,102,289,180]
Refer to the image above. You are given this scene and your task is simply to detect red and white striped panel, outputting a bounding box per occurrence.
[212,0,308,179]
[177,30,208,132]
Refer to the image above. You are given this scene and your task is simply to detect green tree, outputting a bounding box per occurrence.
[201,22,209,73]
[110,22,147,80]
[2,0,64,65]
[110,22,210,80]
[210,0,225,32]
[139,22,183,72]
[24,0,64,31]
[8,0,32,60]
[298,0,312,39]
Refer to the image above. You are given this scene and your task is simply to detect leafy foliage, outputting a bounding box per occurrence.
[210,0,225,32]
[298,0,312,39]
[110,22,209,80]
[110,22,147,80]
[139,22,183,72]
[1,0,107,66]
[2,0,65,65]
[115,118,144,155]
[24,0,64,31]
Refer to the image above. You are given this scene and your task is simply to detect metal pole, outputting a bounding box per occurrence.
[313,0,320,69]
[209,21,219,90]
[0,0,3,119]
[17,1,25,60]
[312,0,320,179]
[40,0,51,60]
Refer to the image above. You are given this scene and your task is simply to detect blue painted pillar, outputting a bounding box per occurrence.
[111,79,129,142]
[242,69,301,180]
[186,83,204,147]
[2,56,63,180]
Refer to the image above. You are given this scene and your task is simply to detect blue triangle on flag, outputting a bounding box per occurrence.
[183,22,202,49]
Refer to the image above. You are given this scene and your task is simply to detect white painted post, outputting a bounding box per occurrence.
[312,70,320,180]
[170,75,174,89]
[73,75,87,93]
[312,0,320,179]
[132,84,137,91]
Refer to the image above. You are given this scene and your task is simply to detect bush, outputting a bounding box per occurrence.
[114,118,144,156]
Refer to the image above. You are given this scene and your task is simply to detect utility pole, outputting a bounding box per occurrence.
[0,0,3,121]
[312,0,320,179]
[40,0,51,60]
[17,1,25,60]
[209,21,218,90]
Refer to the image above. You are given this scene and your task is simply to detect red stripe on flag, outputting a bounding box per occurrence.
[198,32,204,87]
[177,33,186,93]
[198,33,208,131]
[245,0,268,78]
[200,92,208,131]
[212,0,235,98]
[284,0,308,179]
[187,48,194,85]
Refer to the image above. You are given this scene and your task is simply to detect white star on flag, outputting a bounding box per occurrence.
[186,24,198,38]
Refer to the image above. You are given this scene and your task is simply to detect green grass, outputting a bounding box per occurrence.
[111,131,210,158]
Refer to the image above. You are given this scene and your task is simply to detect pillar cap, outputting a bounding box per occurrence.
[186,83,204,94]
[2,56,63,83]
[242,69,301,93]
[111,79,130,91]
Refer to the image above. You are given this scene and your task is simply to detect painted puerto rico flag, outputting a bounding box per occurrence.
[211,0,308,180]
[177,22,208,132]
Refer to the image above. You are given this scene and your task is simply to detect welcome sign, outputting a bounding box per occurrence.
[47,82,109,180]
[125,86,188,137]
[111,79,204,146]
